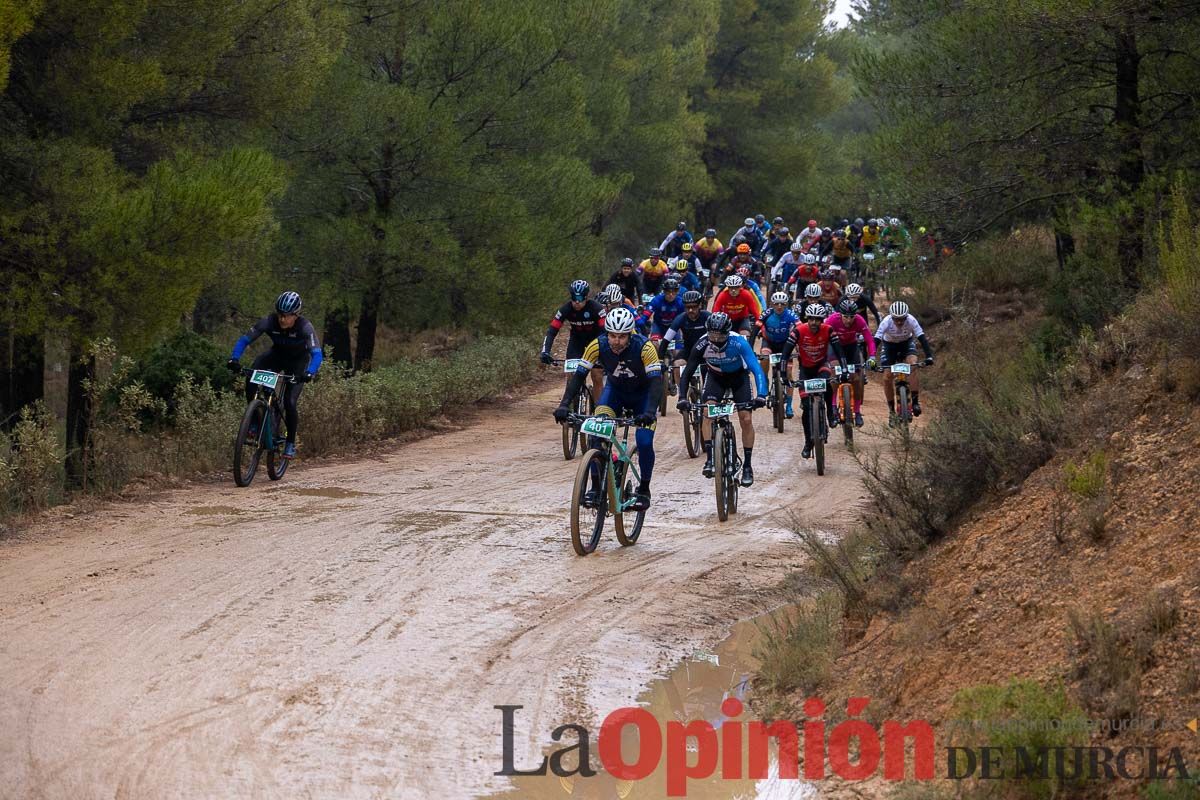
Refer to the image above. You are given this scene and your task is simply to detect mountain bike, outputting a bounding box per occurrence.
[233,369,296,487]
[792,376,830,476]
[681,397,754,522]
[680,371,703,458]
[831,362,858,446]
[875,360,930,427]
[766,352,789,433]
[553,358,593,460]
[658,348,675,417]
[563,413,649,556]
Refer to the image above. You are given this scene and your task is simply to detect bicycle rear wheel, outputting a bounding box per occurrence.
[613,447,644,546]
[570,449,608,555]
[713,426,728,522]
[233,399,266,487]
[683,380,702,458]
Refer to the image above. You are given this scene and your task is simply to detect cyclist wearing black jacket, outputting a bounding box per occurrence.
[844,283,882,326]
[607,258,642,302]
[540,280,604,399]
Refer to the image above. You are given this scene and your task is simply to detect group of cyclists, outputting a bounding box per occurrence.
[544,215,936,513]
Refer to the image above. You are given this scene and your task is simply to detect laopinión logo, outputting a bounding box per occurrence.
[496,699,1194,797]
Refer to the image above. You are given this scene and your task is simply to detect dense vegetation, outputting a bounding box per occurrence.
[1,0,1198,506]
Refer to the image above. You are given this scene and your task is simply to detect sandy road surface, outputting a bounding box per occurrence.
[0,381,884,799]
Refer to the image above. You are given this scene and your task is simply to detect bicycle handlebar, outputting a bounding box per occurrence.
[676,401,757,411]
[872,359,932,373]
[563,412,653,429]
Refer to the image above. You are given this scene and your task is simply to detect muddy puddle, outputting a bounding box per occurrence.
[286,486,376,499]
[485,609,817,800]
[184,506,244,516]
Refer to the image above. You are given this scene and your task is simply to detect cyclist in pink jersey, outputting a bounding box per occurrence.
[826,299,877,427]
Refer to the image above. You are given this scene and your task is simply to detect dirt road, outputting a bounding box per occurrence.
[0,381,881,799]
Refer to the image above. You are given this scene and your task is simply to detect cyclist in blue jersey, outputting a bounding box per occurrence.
[664,290,709,394]
[676,312,768,487]
[757,291,800,419]
[226,291,323,460]
[671,252,703,293]
[643,278,686,355]
[553,307,660,511]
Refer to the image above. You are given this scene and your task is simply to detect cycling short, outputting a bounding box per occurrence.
[829,341,861,366]
[596,384,655,430]
[760,338,789,355]
[731,316,754,333]
[701,370,752,404]
[880,338,917,365]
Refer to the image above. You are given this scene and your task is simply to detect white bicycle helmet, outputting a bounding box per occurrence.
[724,275,744,288]
[889,301,909,318]
[805,303,828,319]
[804,283,822,299]
[770,291,789,305]
[790,242,802,252]
[605,306,637,334]
[845,283,864,299]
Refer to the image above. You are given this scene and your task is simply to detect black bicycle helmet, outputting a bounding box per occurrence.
[706,312,732,333]
[275,291,302,314]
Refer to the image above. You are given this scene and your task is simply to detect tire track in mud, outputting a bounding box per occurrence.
[0,383,886,798]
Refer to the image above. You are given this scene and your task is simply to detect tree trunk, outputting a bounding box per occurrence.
[323,303,353,368]
[354,291,379,372]
[1052,206,1074,274]
[1,324,44,429]
[1113,24,1144,293]
[64,341,94,489]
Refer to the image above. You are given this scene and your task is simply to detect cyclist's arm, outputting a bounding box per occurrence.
[677,340,706,391]
[827,327,847,368]
[736,337,768,396]
[542,306,566,354]
[300,320,324,374]
[917,334,934,358]
[639,341,663,415]
[230,317,270,360]
[863,296,882,326]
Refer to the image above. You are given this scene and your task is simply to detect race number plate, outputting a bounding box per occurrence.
[803,378,827,393]
[580,417,616,438]
[846,364,856,374]
[863,252,875,261]
[768,353,782,365]
[563,359,585,373]
[249,370,279,389]
[706,403,735,418]
[891,363,912,375]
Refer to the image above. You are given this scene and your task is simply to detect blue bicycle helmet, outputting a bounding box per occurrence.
[569,279,590,300]
[276,291,302,314]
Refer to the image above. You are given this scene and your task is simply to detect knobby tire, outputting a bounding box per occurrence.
[570,449,608,556]
[233,399,266,487]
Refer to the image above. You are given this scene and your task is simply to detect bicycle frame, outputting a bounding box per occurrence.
[577,415,642,514]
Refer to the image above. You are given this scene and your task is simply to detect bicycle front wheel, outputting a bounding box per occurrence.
[570,449,608,555]
[772,369,785,433]
[233,399,266,487]
[897,383,911,427]
[815,402,827,477]
[266,406,289,481]
[713,425,728,522]
[726,424,740,515]
[841,383,854,445]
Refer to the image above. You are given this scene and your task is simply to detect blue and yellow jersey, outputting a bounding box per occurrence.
[575,333,661,392]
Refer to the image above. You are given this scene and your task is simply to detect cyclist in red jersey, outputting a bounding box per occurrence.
[781,303,846,458]
[711,274,764,338]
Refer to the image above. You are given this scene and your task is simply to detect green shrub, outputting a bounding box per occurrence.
[131,328,231,413]
[0,402,66,516]
[754,591,843,694]
[1064,451,1106,498]
[1143,778,1200,800]
[1157,176,1200,353]
[950,679,1088,800]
